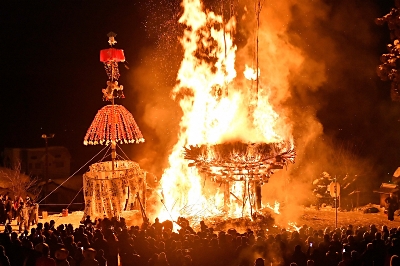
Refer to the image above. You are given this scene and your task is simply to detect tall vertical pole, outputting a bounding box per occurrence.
[256,1,260,100]
[224,181,230,213]
[45,138,48,205]
[255,181,262,210]
[335,176,338,228]
[42,134,54,204]
[111,68,116,172]
[221,0,229,97]
[110,34,116,172]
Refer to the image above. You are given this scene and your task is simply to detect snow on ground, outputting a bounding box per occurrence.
[6,205,400,233]
[294,206,400,230]
[6,210,144,232]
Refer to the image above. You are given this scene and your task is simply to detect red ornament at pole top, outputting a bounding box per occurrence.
[100,48,125,63]
[100,32,126,101]
[83,32,145,145]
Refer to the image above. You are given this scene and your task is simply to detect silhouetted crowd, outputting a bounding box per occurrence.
[0,215,400,266]
[0,195,39,232]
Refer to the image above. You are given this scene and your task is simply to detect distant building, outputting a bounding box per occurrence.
[40,175,84,212]
[2,147,71,180]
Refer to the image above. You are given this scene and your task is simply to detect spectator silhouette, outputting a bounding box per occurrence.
[156,252,170,266]
[81,248,99,266]
[289,244,307,266]
[35,242,56,266]
[254,257,264,266]
[360,243,375,266]
[391,255,400,266]
[95,249,107,266]
[0,245,10,266]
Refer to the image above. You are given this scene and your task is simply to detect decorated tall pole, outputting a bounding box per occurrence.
[84,33,144,170]
[82,33,145,220]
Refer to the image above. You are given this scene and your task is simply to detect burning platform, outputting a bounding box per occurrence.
[183,141,295,216]
[184,142,295,180]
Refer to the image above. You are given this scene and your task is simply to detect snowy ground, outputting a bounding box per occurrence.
[294,206,400,230]
[6,205,400,233]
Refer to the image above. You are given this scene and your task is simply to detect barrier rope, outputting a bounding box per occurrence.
[45,186,85,229]
[65,186,84,210]
[39,203,83,206]
[38,145,109,204]
[98,144,111,163]
[116,143,130,160]
[40,143,133,223]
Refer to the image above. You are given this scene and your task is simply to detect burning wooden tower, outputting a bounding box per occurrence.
[180,0,296,217]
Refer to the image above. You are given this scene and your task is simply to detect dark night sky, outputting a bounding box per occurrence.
[1,2,149,172]
[1,1,399,183]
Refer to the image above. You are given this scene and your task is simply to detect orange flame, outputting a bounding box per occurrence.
[243,65,259,81]
[158,0,294,222]
[265,201,280,214]
[288,222,301,232]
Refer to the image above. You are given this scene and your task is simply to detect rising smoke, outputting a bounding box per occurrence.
[129,0,389,223]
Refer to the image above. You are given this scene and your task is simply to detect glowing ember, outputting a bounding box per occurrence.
[265,201,280,214]
[244,65,259,81]
[288,222,301,232]
[158,0,294,221]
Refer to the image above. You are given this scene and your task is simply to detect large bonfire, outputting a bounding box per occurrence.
[157,0,296,223]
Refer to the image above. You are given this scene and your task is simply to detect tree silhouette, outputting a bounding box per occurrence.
[0,161,41,202]
[376,0,400,101]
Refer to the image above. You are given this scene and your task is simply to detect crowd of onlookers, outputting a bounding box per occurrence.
[0,214,399,266]
[0,195,39,233]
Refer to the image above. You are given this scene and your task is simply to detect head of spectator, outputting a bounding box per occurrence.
[4,224,12,234]
[183,255,192,266]
[255,258,264,266]
[392,238,400,247]
[55,248,69,262]
[294,244,302,253]
[67,223,73,233]
[241,236,248,245]
[64,235,74,246]
[83,248,96,260]
[327,245,336,254]
[351,250,359,260]
[35,242,50,257]
[158,252,168,262]
[21,238,33,249]
[10,232,18,242]
[370,224,377,235]
[292,231,300,240]
[391,255,400,266]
